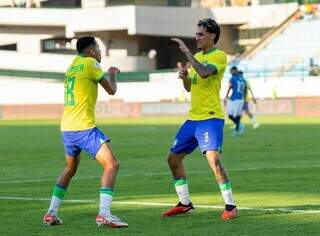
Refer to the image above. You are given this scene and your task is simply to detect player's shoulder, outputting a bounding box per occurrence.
[214,49,227,59]
[205,49,227,63]
[82,57,102,72]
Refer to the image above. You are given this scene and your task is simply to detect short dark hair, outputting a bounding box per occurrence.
[197,18,220,44]
[230,66,238,71]
[76,36,96,54]
[239,70,243,75]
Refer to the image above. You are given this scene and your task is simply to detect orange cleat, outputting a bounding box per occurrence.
[43,214,63,226]
[221,207,238,221]
[162,202,194,217]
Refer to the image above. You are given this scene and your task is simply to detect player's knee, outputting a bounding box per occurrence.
[206,151,220,161]
[167,154,180,168]
[104,159,120,172]
[113,160,120,171]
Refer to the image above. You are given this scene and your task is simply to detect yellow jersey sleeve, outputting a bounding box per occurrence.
[206,51,227,75]
[87,58,105,82]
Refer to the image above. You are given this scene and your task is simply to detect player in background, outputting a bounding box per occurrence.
[162,18,238,221]
[43,36,128,228]
[239,71,260,129]
[224,66,246,136]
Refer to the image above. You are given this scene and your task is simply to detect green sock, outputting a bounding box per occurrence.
[174,178,190,205]
[48,184,67,215]
[53,185,67,200]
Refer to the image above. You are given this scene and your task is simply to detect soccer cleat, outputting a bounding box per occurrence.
[252,123,260,129]
[96,214,128,228]
[221,207,238,221]
[238,124,245,134]
[43,214,63,226]
[232,129,239,137]
[162,202,195,217]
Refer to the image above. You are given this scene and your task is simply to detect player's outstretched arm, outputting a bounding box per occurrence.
[224,83,232,106]
[171,38,216,78]
[99,67,119,95]
[249,88,257,103]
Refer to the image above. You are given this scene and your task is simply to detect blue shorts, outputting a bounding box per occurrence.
[61,127,110,158]
[243,102,249,112]
[170,118,224,154]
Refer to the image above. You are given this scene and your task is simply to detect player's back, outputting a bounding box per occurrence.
[230,75,245,101]
[61,55,105,131]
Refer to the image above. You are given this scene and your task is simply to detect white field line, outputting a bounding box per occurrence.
[0,165,320,184]
[0,196,319,214]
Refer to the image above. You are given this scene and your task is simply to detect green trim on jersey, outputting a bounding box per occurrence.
[97,72,106,82]
[202,47,218,55]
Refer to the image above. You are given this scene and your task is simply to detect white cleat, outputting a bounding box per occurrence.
[252,123,260,129]
[96,214,128,228]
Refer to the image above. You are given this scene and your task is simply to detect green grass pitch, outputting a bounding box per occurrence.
[0,116,320,235]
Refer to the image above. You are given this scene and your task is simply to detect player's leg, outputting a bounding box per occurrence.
[228,100,243,134]
[234,100,245,135]
[95,142,120,219]
[162,151,195,217]
[196,118,237,220]
[227,100,238,127]
[162,120,198,217]
[168,152,192,206]
[85,128,127,228]
[44,154,81,225]
[206,152,237,220]
[244,103,259,129]
[95,143,127,227]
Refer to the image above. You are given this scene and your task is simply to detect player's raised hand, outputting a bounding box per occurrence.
[252,97,257,104]
[176,62,189,80]
[178,69,188,80]
[108,67,120,75]
[171,38,190,53]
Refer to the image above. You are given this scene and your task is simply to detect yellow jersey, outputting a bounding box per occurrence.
[61,55,105,131]
[187,48,227,120]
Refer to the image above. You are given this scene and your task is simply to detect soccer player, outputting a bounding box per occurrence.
[224,66,246,136]
[239,71,260,129]
[162,18,238,220]
[43,36,128,228]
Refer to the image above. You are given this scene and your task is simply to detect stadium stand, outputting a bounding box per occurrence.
[238,15,320,78]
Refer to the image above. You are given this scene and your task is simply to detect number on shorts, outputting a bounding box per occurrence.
[204,132,209,143]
